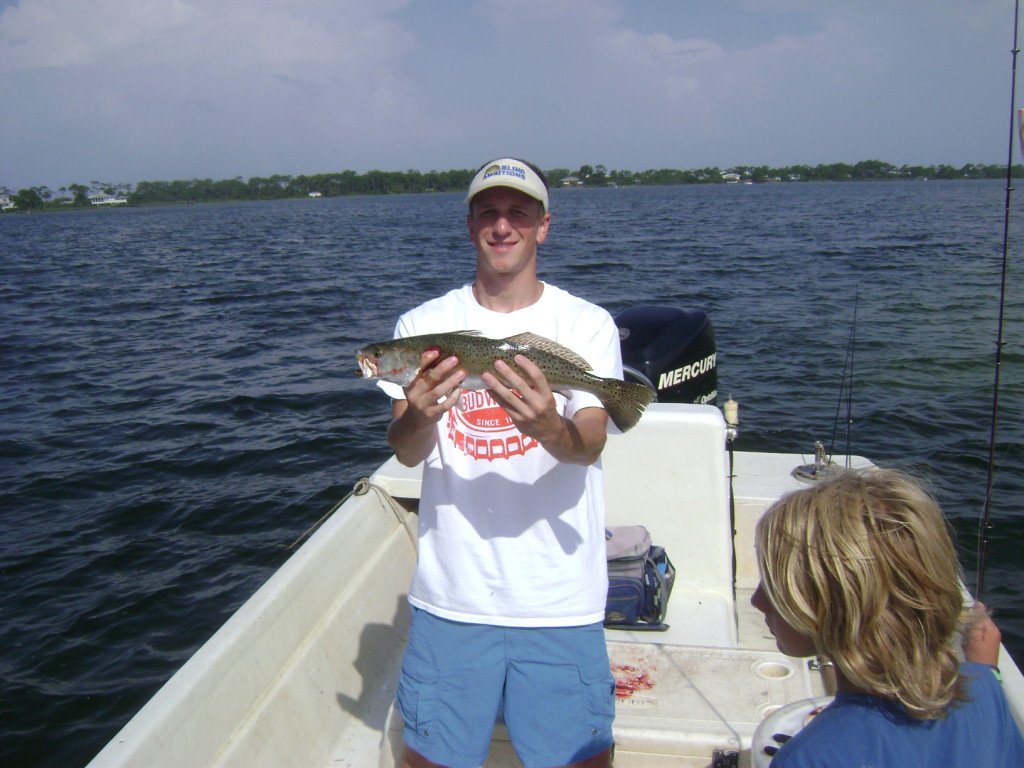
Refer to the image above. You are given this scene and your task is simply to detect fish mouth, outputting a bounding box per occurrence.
[356,353,379,379]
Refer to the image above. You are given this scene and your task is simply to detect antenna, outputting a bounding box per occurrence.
[828,294,857,468]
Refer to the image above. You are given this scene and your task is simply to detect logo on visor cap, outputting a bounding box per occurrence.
[465,157,549,211]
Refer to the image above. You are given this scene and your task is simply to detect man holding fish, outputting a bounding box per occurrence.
[362,158,635,768]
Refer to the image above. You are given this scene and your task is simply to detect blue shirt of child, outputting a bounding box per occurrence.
[770,662,1024,767]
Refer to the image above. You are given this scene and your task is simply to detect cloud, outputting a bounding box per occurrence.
[1,0,424,186]
[0,0,1013,190]
[454,0,1010,170]
[0,0,197,71]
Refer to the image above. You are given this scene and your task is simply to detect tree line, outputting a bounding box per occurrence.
[3,160,1021,211]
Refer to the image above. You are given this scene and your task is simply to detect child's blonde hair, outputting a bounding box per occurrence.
[755,468,971,719]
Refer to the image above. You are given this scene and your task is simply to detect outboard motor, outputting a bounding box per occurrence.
[615,306,718,405]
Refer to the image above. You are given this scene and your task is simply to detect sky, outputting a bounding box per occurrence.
[0,0,1018,191]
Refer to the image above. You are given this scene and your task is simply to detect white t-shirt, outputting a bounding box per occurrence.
[381,283,621,626]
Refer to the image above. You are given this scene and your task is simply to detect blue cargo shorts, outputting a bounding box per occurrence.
[397,607,615,768]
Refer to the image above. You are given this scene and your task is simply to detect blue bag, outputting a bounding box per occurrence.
[604,525,676,631]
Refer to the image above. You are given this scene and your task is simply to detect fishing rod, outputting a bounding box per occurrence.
[976,0,1021,603]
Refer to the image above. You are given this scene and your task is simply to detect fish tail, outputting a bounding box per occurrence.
[601,380,657,432]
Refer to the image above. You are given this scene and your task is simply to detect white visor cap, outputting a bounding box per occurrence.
[465,158,549,212]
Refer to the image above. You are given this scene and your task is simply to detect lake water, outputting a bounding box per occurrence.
[2,180,1022,767]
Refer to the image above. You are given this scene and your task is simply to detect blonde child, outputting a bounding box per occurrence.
[752,468,1024,766]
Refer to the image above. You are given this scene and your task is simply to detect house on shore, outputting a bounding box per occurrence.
[89,192,128,205]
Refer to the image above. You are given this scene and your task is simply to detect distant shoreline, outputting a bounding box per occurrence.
[3,160,1021,212]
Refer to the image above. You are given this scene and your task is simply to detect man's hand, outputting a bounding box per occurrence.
[403,349,465,424]
[388,350,465,466]
[483,355,608,466]
[483,355,563,443]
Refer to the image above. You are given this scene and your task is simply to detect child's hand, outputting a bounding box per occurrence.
[963,602,1001,667]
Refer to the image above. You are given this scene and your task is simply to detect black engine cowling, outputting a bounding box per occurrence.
[615,306,718,405]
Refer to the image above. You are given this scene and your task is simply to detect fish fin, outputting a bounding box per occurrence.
[503,332,592,369]
[449,330,483,337]
[602,381,658,432]
[552,387,575,401]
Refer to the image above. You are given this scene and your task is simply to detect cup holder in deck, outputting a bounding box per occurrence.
[752,660,795,680]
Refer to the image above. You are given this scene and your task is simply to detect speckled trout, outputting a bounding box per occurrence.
[355,330,656,432]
